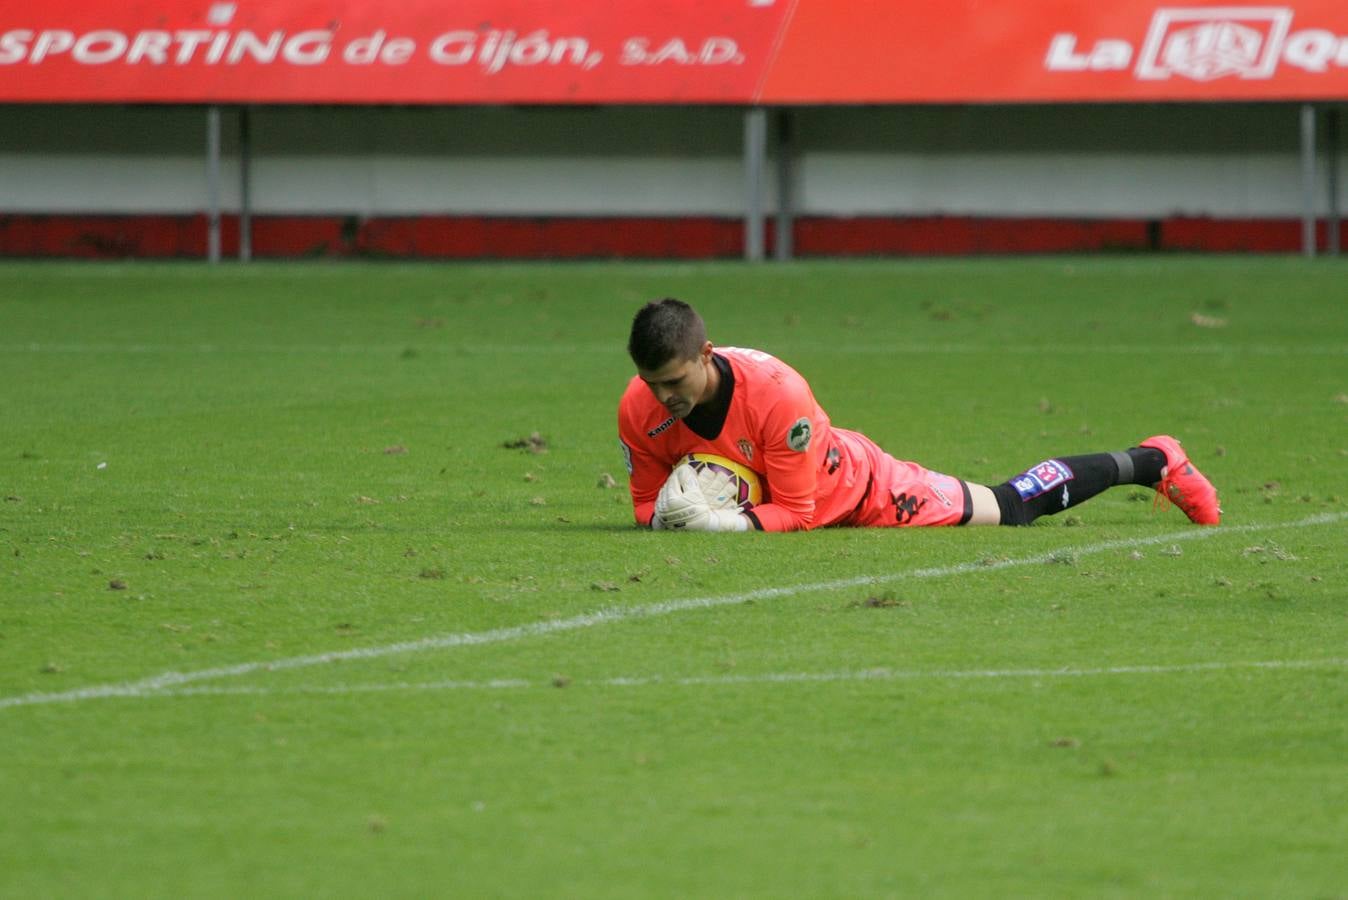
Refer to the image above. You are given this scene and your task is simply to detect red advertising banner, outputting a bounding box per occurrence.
[2,0,1347,104]
[0,0,788,103]
[763,0,1348,103]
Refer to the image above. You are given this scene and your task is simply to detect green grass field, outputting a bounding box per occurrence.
[2,259,1346,897]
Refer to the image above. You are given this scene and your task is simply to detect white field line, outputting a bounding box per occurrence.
[1,511,1344,712]
[1,342,1346,357]
[140,657,1348,699]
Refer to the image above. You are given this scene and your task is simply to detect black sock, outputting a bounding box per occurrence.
[989,448,1165,526]
[1122,446,1166,486]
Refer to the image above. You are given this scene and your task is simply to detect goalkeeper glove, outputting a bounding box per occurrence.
[653,465,749,532]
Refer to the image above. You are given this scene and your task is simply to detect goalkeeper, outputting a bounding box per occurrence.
[617,298,1220,533]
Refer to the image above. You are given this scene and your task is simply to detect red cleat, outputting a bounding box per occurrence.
[1140,435,1221,525]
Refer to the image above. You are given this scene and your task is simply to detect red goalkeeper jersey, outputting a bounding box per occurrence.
[617,347,873,531]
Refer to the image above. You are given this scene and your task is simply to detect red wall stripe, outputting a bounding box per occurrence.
[0,214,1337,259]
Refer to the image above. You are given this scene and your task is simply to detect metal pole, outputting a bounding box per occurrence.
[1327,108,1341,257]
[206,105,222,263]
[743,107,767,262]
[1300,103,1317,258]
[239,106,252,263]
[774,109,794,262]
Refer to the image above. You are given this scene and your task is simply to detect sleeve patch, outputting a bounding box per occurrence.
[619,440,634,475]
[786,417,812,453]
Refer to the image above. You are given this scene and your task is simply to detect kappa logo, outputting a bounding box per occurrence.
[786,417,812,453]
[647,417,676,438]
[891,491,928,525]
[1046,6,1347,81]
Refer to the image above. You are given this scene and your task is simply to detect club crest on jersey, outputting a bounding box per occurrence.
[787,417,812,453]
[1011,459,1074,500]
[736,438,754,462]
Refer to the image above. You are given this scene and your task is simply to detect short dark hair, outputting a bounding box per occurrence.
[627,298,707,370]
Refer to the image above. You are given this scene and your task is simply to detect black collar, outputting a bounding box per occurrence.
[683,353,734,440]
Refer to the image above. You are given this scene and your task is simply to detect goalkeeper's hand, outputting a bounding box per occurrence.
[651,464,749,532]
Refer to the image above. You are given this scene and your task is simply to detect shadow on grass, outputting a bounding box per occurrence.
[492,522,642,533]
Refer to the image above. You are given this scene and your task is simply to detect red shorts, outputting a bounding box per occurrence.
[841,437,973,528]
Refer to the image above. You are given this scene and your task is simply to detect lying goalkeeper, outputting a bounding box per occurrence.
[617,298,1220,532]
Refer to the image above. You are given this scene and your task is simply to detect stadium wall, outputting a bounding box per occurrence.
[1,103,1344,258]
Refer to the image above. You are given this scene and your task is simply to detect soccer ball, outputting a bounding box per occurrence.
[678,452,762,511]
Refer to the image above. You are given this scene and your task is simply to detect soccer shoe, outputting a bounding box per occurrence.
[1140,435,1221,525]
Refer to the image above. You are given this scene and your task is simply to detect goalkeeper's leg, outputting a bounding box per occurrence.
[966,446,1170,526]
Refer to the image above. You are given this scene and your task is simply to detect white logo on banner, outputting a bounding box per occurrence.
[1136,7,1291,80]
